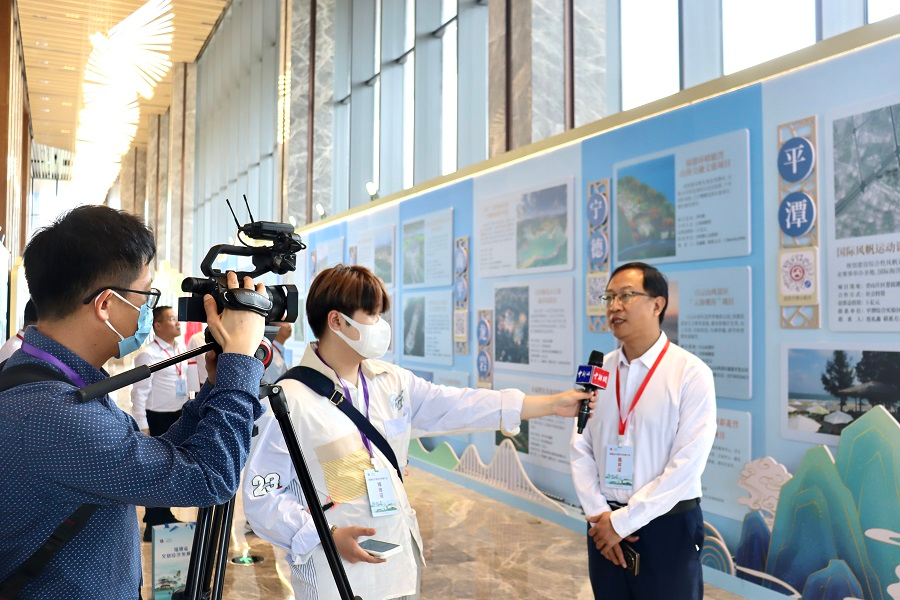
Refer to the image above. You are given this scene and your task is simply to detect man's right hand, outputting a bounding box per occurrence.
[203,272,266,357]
[332,526,386,564]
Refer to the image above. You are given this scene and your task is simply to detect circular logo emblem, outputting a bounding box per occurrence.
[476,318,492,346]
[778,192,816,238]
[477,351,492,378]
[588,189,609,227]
[455,246,468,275]
[454,277,469,304]
[777,137,815,183]
[589,231,609,268]
[781,251,816,294]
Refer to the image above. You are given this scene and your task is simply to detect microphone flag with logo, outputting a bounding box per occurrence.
[575,350,609,434]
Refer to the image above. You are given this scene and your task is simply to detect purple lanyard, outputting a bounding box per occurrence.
[19,342,88,388]
[315,348,373,458]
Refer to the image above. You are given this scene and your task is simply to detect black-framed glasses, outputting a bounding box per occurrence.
[598,291,652,306]
[82,287,162,309]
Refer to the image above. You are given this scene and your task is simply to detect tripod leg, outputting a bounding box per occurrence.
[268,387,361,600]
[210,499,236,599]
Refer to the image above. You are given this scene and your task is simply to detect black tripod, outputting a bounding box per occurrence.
[77,344,361,600]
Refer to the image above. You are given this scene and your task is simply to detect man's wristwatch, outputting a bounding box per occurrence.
[330,524,338,535]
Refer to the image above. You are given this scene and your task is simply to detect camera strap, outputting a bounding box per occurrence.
[0,362,99,600]
[279,366,404,482]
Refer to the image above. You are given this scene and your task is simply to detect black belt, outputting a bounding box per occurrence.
[607,497,699,517]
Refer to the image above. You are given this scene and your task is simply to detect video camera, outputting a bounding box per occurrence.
[177,196,305,327]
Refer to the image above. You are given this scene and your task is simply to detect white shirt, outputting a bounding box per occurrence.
[263,341,288,383]
[186,331,209,393]
[130,336,188,429]
[570,332,716,538]
[0,329,25,363]
[243,343,525,600]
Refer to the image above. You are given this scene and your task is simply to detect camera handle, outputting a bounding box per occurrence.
[174,384,360,600]
[76,342,220,403]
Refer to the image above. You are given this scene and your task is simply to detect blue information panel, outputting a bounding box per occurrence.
[613,130,751,265]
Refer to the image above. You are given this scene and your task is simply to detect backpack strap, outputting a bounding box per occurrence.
[0,361,97,600]
[0,362,70,390]
[279,366,404,482]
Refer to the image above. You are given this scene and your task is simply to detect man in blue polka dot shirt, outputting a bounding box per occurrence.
[0,206,266,599]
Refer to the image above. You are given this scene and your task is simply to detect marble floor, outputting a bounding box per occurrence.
[139,467,742,599]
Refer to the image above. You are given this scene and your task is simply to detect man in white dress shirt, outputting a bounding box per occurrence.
[0,299,37,362]
[243,265,595,600]
[263,321,292,383]
[570,262,716,600]
[131,305,189,539]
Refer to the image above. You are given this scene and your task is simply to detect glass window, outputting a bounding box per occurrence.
[621,0,680,110]
[867,0,900,22]
[441,19,458,176]
[403,51,415,189]
[723,0,816,74]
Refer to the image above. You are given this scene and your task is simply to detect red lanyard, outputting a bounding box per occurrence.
[154,340,182,376]
[615,339,670,445]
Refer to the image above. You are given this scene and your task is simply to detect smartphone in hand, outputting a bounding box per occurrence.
[621,542,640,576]
[358,538,402,559]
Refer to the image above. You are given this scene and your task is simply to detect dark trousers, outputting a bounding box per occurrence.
[587,505,705,600]
[143,409,182,526]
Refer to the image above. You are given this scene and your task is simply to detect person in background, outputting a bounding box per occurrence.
[0,299,38,362]
[0,205,266,599]
[130,305,189,541]
[263,321,292,383]
[186,327,209,394]
[570,262,717,600]
[243,264,596,600]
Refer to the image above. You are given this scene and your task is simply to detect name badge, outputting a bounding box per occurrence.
[175,379,188,398]
[604,445,634,489]
[364,468,400,518]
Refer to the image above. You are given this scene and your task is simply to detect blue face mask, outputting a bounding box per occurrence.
[100,291,154,358]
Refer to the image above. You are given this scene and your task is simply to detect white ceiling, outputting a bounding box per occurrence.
[18,0,228,152]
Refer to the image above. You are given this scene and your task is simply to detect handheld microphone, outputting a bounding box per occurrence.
[575,350,610,434]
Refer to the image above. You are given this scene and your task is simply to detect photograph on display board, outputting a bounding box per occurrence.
[615,155,677,261]
[402,220,425,285]
[402,295,426,357]
[832,103,900,240]
[494,286,529,365]
[784,346,900,443]
[516,183,569,270]
[373,226,394,285]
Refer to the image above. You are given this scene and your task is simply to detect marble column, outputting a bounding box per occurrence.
[145,111,170,268]
[311,0,335,220]
[287,0,334,227]
[119,146,148,217]
[166,63,197,275]
[288,0,311,225]
[531,0,565,143]
[574,0,607,128]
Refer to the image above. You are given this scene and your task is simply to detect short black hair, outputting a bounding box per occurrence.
[24,205,156,320]
[306,265,391,339]
[153,305,173,323]
[23,299,37,325]
[610,262,668,324]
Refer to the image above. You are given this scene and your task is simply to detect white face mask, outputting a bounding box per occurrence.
[331,312,391,359]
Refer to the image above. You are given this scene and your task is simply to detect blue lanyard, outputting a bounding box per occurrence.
[20,342,88,388]
[314,348,374,458]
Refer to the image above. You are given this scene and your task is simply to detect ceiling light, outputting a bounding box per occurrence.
[34,41,48,47]
[65,13,81,19]
[61,129,70,133]
[40,96,50,101]
[61,102,72,106]
[38,80,49,84]
[71,0,174,202]
[41,108,50,112]
[63,66,75,71]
